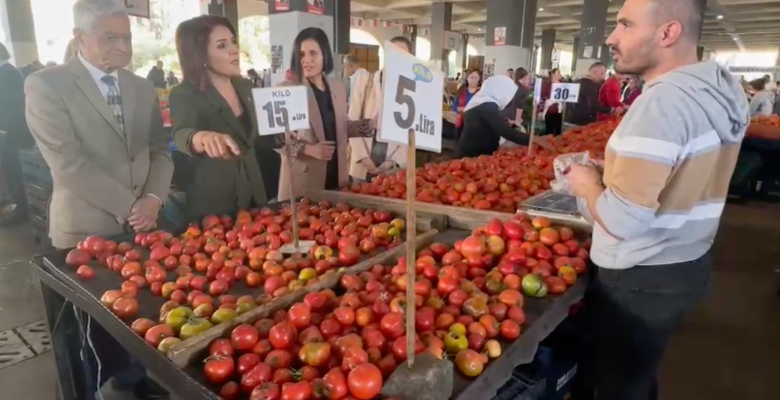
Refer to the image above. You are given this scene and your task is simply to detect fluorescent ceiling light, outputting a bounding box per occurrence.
[717,15,724,20]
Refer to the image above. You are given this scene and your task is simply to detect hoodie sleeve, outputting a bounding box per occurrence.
[594,86,689,240]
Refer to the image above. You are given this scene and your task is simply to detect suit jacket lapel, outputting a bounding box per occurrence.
[205,83,249,146]
[234,80,258,141]
[69,58,125,139]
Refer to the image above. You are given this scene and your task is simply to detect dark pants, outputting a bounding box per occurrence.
[574,253,712,400]
[545,112,563,136]
[0,138,28,214]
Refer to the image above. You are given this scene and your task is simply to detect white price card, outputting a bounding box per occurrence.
[550,82,581,103]
[379,42,444,153]
[252,86,310,136]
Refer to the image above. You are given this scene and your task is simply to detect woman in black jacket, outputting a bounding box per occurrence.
[455,75,550,158]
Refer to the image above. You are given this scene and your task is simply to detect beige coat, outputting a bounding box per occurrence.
[277,78,364,201]
[25,57,173,248]
[347,70,407,180]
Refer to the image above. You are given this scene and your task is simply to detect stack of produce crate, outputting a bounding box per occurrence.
[19,147,52,247]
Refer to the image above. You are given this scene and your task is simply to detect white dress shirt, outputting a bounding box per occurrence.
[349,68,369,99]
[78,52,120,100]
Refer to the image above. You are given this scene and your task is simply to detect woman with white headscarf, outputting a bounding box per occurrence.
[455,75,549,158]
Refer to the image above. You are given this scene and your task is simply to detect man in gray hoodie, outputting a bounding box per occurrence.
[566,0,749,399]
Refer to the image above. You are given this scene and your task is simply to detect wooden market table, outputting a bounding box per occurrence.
[34,193,589,400]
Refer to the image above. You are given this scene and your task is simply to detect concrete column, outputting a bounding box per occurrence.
[0,0,38,66]
[408,25,418,57]
[574,0,608,77]
[203,0,239,32]
[461,33,469,71]
[571,35,581,74]
[485,0,538,73]
[540,29,555,71]
[430,2,452,72]
[600,44,611,66]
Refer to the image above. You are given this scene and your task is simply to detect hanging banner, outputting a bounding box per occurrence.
[274,0,290,12]
[125,0,150,18]
[307,0,324,14]
[494,27,506,46]
[728,66,780,73]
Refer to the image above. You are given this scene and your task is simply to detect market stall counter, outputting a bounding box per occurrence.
[34,197,590,400]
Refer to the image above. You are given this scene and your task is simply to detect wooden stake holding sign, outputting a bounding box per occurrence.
[379,41,444,368]
[527,78,543,156]
[252,85,315,254]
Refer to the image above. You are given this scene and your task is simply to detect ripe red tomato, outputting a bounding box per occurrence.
[323,368,348,399]
[144,324,174,347]
[379,312,404,340]
[241,362,272,393]
[237,353,262,375]
[347,363,383,400]
[265,349,293,369]
[219,381,239,400]
[209,338,234,357]
[76,265,95,280]
[333,307,356,326]
[250,382,280,400]
[111,297,138,320]
[342,347,369,372]
[287,303,312,329]
[320,318,341,339]
[204,356,235,384]
[269,321,298,349]
[231,324,260,352]
[280,381,312,400]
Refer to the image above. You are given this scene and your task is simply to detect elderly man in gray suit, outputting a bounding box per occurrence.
[25,0,173,398]
[25,0,173,250]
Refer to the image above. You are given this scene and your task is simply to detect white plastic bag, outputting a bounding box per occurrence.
[549,152,595,223]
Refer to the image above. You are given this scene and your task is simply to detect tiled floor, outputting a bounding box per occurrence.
[0,203,778,399]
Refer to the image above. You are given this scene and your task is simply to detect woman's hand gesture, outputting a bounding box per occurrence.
[304,141,336,161]
[193,131,241,159]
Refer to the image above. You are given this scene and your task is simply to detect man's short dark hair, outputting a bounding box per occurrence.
[750,79,766,91]
[589,62,606,70]
[653,0,706,41]
[514,67,528,82]
[0,42,9,61]
[389,36,412,51]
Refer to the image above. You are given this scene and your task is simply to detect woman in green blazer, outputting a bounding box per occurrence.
[169,16,271,219]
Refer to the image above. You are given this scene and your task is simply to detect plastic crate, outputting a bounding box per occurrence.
[492,371,546,400]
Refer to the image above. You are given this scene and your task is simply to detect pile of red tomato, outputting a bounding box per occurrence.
[344,119,619,213]
[200,213,590,399]
[62,200,408,348]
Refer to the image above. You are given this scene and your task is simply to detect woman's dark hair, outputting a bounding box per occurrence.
[457,68,482,93]
[750,79,766,91]
[290,27,334,82]
[513,67,529,83]
[175,15,237,91]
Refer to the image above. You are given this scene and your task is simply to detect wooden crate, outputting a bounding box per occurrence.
[166,229,440,368]
[306,189,517,231]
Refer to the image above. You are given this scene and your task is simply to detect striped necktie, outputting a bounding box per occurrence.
[101,75,125,131]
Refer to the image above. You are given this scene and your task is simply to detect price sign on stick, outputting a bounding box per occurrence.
[252,85,315,254]
[379,42,444,153]
[379,42,446,370]
[550,82,581,103]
